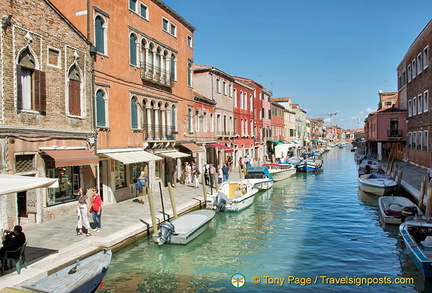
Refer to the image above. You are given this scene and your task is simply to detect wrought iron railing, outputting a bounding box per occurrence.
[387,129,403,137]
[142,124,176,140]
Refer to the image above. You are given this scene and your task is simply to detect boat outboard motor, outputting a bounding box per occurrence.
[158,221,175,245]
[401,206,418,222]
[215,192,227,212]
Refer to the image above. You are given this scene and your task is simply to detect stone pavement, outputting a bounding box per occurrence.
[0,170,244,291]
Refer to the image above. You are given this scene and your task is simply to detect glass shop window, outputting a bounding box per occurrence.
[47,166,80,206]
[115,161,126,188]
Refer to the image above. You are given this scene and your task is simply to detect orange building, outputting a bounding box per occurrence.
[51,0,196,201]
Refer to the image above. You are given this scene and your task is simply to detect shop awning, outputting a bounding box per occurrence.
[43,149,99,168]
[267,140,283,145]
[180,142,204,153]
[156,150,190,159]
[207,143,234,153]
[0,174,57,196]
[103,150,162,164]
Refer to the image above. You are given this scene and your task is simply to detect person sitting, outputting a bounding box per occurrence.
[0,225,26,269]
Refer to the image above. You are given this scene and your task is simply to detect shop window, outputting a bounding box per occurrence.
[46,166,80,206]
[115,161,126,188]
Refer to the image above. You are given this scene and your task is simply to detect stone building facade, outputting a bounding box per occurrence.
[0,0,96,226]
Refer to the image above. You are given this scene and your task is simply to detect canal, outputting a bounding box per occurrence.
[97,148,432,292]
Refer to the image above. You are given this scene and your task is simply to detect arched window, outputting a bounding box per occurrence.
[95,16,106,54]
[171,105,176,130]
[96,89,106,127]
[17,47,46,114]
[129,34,137,66]
[188,108,192,133]
[170,53,176,81]
[187,63,192,86]
[131,96,138,129]
[68,65,81,116]
[147,43,154,71]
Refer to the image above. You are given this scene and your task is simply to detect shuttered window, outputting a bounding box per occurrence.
[17,65,46,114]
[131,97,138,129]
[95,16,105,54]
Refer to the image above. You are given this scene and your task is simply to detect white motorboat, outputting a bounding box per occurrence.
[296,157,323,172]
[245,166,273,190]
[23,250,112,293]
[358,157,380,175]
[378,196,421,225]
[206,181,259,212]
[358,173,398,196]
[262,163,297,181]
[153,209,216,245]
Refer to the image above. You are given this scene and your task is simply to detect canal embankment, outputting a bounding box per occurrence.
[0,174,235,291]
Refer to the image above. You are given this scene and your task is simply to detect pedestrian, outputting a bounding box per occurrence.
[203,163,210,185]
[184,162,192,185]
[0,225,26,270]
[238,157,244,171]
[209,163,216,187]
[91,187,102,233]
[136,171,147,204]
[222,163,230,182]
[217,165,223,184]
[76,188,91,236]
[192,163,200,188]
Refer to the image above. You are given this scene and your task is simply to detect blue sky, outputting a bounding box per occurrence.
[163,0,432,130]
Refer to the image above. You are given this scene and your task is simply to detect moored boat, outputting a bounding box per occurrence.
[399,215,432,278]
[153,209,216,245]
[358,157,380,175]
[358,173,398,196]
[206,181,259,212]
[262,163,297,181]
[245,166,274,190]
[378,196,421,225]
[23,249,112,293]
[296,157,323,172]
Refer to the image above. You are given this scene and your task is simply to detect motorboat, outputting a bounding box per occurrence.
[358,173,398,196]
[378,196,421,225]
[23,250,112,293]
[244,166,273,190]
[206,181,259,212]
[153,209,216,245]
[296,157,323,172]
[358,157,380,175]
[262,163,297,181]
[399,215,432,278]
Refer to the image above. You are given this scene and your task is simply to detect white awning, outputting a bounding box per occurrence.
[0,174,57,196]
[156,150,190,159]
[103,150,162,164]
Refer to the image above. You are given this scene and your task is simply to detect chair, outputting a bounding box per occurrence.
[1,242,27,276]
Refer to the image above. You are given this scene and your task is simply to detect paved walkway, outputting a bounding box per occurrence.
[0,158,428,291]
[0,171,245,291]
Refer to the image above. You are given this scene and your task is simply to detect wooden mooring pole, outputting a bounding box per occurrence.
[147,186,158,233]
[419,174,428,210]
[425,179,432,217]
[167,184,178,219]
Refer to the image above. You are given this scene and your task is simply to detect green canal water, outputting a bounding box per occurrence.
[97,148,432,292]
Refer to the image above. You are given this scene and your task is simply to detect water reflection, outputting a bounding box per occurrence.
[99,149,427,292]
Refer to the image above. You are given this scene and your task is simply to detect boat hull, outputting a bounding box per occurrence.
[206,181,259,212]
[247,178,273,190]
[268,169,296,181]
[378,196,420,225]
[152,209,216,245]
[358,174,397,196]
[400,220,432,278]
[23,250,112,293]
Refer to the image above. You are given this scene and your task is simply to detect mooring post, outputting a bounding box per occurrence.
[147,186,158,233]
[419,174,427,210]
[201,173,207,205]
[426,179,432,217]
[167,183,178,219]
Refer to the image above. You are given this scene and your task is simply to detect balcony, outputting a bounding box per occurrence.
[140,62,173,88]
[387,129,403,138]
[143,124,176,141]
[217,131,235,138]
